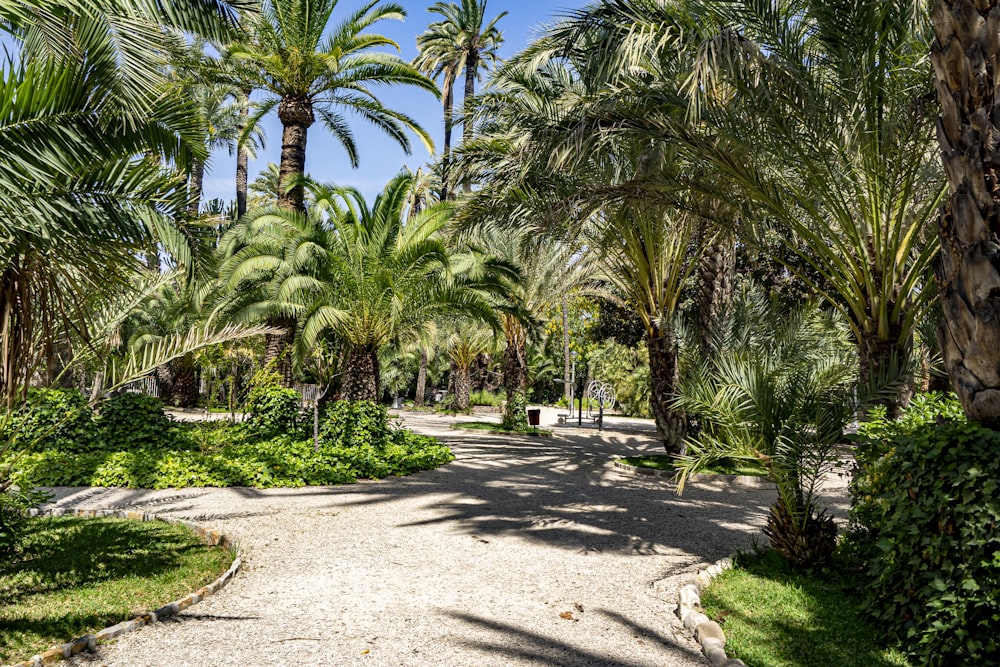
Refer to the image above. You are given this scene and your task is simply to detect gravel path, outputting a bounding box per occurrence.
[42,410,849,667]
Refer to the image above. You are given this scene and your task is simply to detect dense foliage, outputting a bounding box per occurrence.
[851,394,1000,665]
[2,390,453,490]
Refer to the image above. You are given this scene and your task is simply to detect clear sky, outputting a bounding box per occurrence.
[202,0,588,205]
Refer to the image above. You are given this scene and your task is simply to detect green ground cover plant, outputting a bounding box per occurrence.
[701,549,912,667]
[850,393,1000,666]
[2,390,453,489]
[451,421,553,436]
[0,516,233,664]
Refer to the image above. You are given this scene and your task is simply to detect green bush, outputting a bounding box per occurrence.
[319,400,390,448]
[97,393,174,449]
[501,390,529,431]
[7,389,99,453]
[851,393,1000,665]
[469,390,504,407]
[6,424,452,490]
[243,371,303,439]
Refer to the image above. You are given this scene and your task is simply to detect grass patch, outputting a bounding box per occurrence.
[0,516,233,664]
[700,549,912,667]
[617,454,766,476]
[451,421,553,436]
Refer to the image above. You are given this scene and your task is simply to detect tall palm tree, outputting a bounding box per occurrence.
[0,0,242,408]
[416,0,507,196]
[228,0,438,214]
[930,1,1000,424]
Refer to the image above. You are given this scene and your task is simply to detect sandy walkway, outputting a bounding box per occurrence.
[40,410,849,666]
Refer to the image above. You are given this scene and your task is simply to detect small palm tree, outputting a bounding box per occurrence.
[675,285,857,568]
[444,320,497,411]
[228,0,438,213]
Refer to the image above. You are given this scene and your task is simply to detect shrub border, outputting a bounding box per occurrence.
[612,459,772,488]
[4,508,241,667]
[675,555,746,667]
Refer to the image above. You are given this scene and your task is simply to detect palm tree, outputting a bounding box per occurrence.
[415,0,507,196]
[0,0,242,408]
[930,1,1000,423]
[299,172,511,401]
[228,0,438,214]
[444,320,497,411]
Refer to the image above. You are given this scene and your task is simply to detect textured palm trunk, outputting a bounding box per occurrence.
[1,260,31,408]
[647,325,685,455]
[264,320,295,387]
[697,236,735,354]
[188,158,205,216]
[502,318,528,428]
[277,96,314,213]
[451,363,472,411]
[461,52,478,194]
[169,353,199,408]
[414,349,428,407]
[341,345,380,402]
[441,74,455,200]
[236,89,251,220]
[858,330,912,418]
[931,1,1000,423]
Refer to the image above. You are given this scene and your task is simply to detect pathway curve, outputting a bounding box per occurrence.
[44,411,847,666]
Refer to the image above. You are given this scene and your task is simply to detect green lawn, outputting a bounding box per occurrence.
[0,516,234,664]
[700,550,912,667]
[451,421,553,436]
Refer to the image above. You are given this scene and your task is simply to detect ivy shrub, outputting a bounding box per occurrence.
[850,393,1000,665]
[501,390,529,431]
[320,400,390,448]
[6,389,99,453]
[97,393,174,449]
[243,370,303,439]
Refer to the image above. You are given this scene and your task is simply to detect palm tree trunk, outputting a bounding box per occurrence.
[461,52,478,194]
[264,319,296,387]
[697,235,735,354]
[188,158,205,216]
[169,353,199,408]
[414,349,428,407]
[277,96,314,213]
[931,1,1000,424]
[341,345,380,402]
[858,331,912,418]
[648,324,685,455]
[236,89,251,220]
[502,319,528,429]
[451,362,471,411]
[441,74,455,200]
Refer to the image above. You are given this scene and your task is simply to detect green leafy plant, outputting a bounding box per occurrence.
[97,393,174,450]
[5,389,99,453]
[675,287,857,567]
[243,369,303,439]
[501,390,529,431]
[319,400,390,448]
[850,393,1000,665]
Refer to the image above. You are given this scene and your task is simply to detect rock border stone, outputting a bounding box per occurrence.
[675,555,745,667]
[4,508,241,667]
[613,459,772,488]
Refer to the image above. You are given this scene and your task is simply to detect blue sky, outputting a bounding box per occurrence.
[202,0,588,205]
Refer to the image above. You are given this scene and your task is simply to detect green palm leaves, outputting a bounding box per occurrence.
[228,0,437,211]
[217,171,512,400]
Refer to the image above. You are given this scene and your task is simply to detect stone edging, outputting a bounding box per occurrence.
[613,460,772,487]
[5,508,241,667]
[675,556,745,667]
